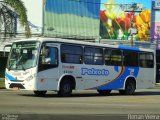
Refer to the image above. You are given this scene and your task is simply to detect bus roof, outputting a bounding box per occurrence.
[14,37,155,52]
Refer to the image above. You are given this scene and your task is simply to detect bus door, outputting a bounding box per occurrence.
[37,43,59,90]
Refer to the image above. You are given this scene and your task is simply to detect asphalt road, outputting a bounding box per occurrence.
[0,89,160,120]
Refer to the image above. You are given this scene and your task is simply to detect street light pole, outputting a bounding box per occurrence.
[130,3,137,47]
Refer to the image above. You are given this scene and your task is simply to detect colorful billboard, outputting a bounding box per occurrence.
[43,0,100,39]
[100,0,151,41]
[43,0,152,42]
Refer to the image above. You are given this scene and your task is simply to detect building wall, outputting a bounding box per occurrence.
[43,0,100,39]
[151,0,160,49]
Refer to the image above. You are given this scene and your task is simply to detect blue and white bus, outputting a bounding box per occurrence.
[5,37,156,96]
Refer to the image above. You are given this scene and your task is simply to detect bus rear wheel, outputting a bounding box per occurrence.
[97,90,111,95]
[34,91,47,96]
[58,79,72,97]
[119,80,136,95]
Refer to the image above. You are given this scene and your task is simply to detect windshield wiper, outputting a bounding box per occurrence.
[16,56,26,71]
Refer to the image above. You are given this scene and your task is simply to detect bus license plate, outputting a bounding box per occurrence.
[12,87,19,90]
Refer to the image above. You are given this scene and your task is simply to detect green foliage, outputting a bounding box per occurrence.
[0,78,5,89]
[3,0,31,38]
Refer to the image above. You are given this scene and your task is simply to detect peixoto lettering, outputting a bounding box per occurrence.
[81,68,109,76]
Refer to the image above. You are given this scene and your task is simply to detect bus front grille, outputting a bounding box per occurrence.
[9,83,25,89]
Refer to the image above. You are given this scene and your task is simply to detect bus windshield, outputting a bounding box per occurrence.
[7,41,40,70]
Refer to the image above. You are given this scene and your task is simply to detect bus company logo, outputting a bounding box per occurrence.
[81,68,109,76]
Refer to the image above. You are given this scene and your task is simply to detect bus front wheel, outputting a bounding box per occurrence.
[34,91,47,96]
[97,90,111,95]
[119,80,136,95]
[58,79,72,97]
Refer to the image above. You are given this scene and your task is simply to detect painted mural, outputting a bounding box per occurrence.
[100,0,151,41]
[43,0,152,41]
[43,0,100,39]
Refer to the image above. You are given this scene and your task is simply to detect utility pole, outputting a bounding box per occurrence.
[131,3,137,47]
[124,3,143,47]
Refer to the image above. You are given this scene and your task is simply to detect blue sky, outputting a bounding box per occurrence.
[101,0,151,9]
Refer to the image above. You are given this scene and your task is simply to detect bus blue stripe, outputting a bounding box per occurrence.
[96,66,139,90]
[118,45,140,51]
[6,73,16,81]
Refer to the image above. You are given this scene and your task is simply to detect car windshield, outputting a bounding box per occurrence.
[7,41,40,70]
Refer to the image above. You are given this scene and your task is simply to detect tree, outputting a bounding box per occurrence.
[1,0,31,37]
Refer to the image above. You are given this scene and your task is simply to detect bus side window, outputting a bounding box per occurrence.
[94,48,103,65]
[110,49,122,66]
[123,51,138,67]
[38,45,58,71]
[104,48,111,65]
[84,47,94,64]
[139,52,154,68]
[40,46,58,65]
[84,47,103,65]
[61,44,83,64]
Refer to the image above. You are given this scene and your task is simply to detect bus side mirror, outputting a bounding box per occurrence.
[3,44,12,57]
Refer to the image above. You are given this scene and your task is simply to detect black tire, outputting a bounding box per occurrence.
[97,90,112,95]
[34,91,47,96]
[58,79,72,97]
[119,80,136,95]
